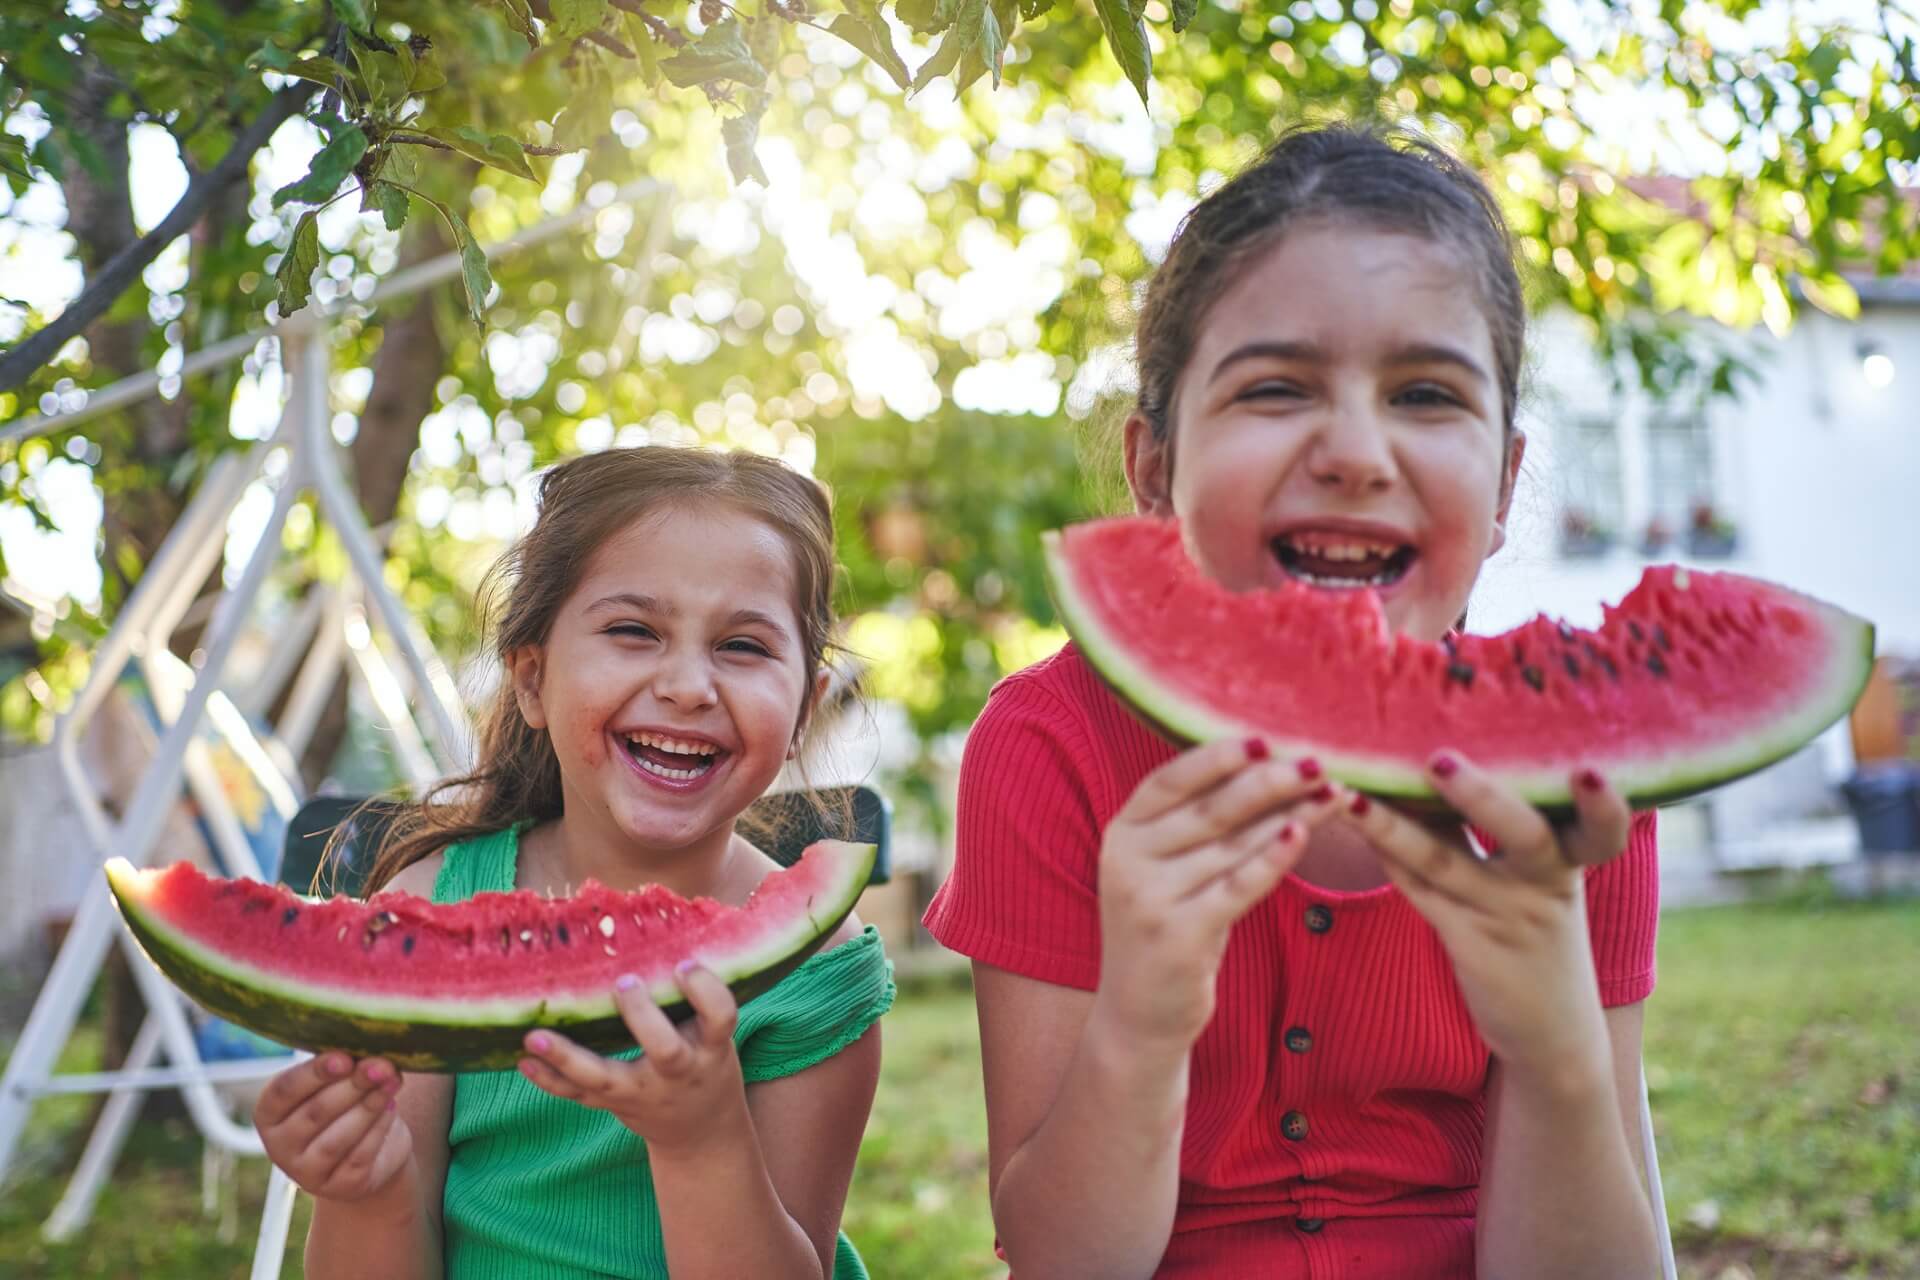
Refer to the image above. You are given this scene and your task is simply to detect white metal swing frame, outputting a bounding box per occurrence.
[0,181,669,1276]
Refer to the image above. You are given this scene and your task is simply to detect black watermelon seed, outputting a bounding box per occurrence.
[1653,624,1672,652]
[1585,643,1620,680]
[557,923,570,945]
[1647,652,1669,678]
[402,935,415,956]
[242,898,269,914]
[281,907,299,926]
[1628,621,1645,644]
[1562,654,1581,680]
[1521,665,1546,692]
[499,928,513,954]
[1447,661,1476,688]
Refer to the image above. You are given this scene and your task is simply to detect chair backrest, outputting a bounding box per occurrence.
[278,784,893,898]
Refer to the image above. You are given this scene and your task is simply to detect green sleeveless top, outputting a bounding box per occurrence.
[432,827,895,1280]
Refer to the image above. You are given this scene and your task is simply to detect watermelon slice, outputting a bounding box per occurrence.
[104,840,876,1072]
[1044,517,1874,812]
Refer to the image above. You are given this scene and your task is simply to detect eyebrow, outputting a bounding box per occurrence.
[1208,339,1491,386]
[585,594,791,636]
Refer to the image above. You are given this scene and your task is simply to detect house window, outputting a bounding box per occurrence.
[1558,418,1623,557]
[1644,416,1733,555]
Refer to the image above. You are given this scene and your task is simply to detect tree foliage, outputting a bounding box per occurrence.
[1,0,1916,753]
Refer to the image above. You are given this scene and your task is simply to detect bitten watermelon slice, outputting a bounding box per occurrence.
[104,840,876,1072]
[1044,517,1875,811]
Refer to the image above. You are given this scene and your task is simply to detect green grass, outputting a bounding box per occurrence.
[3,894,1916,1278]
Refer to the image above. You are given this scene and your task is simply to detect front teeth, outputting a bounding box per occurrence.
[1285,535,1401,561]
[633,755,706,781]
[627,732,718,757]
[1291,567,1398,588]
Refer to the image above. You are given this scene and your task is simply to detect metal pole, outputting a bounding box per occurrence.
[1,179,665,446]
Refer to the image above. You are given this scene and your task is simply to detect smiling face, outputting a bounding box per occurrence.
[508,503,822,862]
[1126,223,1523,644]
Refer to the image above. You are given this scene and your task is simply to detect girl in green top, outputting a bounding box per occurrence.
[252,447,895,1279]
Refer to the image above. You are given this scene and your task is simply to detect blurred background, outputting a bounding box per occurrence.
[1,0,1916,1275]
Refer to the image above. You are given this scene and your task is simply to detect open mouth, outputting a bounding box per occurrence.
[619,731,727,782]
[1272,531,1417,589]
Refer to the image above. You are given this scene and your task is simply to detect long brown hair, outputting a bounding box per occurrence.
[351,447,841,896]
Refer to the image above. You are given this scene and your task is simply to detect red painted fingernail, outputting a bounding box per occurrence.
[366,1063,387,1084]
[1348,793,1371,817]
[1297,757,1322,781]
[1278,821,1300,844]
[528,1032,551,1053]
[1245,737,1270,761]
[326,1055,349,1077]
[615,973,639,991]
[1431,753,1458,779]
[1310,783,1334,804]
[1578,768,1603,792]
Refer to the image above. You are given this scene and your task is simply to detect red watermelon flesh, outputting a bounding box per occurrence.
[104,840,876,1071]
[1044,517,1875,810]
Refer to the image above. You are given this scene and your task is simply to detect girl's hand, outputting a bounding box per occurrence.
[1337,754,1631,1083]
[253,1052,413,1204]
[1095,737,1342,1054]
[518,964,747,1154]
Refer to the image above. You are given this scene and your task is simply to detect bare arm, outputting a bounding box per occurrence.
[299,859,453,1279]
[1475,1002,1657,1279]
[652,920,881,1280]
[976,966,1189,1280]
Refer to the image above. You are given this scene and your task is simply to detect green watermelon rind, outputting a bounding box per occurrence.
[104,842,876,1073]
[1042,530,1877,814]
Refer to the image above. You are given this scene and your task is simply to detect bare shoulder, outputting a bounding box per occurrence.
[377,853,445,901]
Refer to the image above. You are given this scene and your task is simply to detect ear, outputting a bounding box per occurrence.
[1123,413,1175,517]
[1489,429,1527,557]
[505,646,549,730]
[790,666,833,760]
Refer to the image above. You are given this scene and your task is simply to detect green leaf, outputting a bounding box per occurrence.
[825,4,911,91]
[723,111,769,186]
[1094,0,1150,104]
[496,0,539,46]
[1798,271,1859,320]
[399,41,448,94]
[457,234,492,328]
[275,211,321,315]
[418,126,539,182]
[328,0,375,39]
[1169,0,1197,32]
[548,0,608,40]
[271,125,369,209]
[375,181,409,231]
[910,0,985,92]
[895,0,958,35]
[281,56,360,93]
[955,0,1013,90]
[248,41,293,70]
[660,19,767,89]
[1017,0,1056,17]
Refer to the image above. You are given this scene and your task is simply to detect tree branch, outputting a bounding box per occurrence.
[0,81,318,395]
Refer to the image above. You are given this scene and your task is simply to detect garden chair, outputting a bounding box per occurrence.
[247,782,893,1279]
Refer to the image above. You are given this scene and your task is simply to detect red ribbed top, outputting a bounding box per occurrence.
[923,643,1659,1279]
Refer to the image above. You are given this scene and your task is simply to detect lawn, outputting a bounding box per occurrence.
[2,892,1915,1278]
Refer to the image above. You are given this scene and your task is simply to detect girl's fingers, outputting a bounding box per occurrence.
[1122,737,1273,824]
[1189,820,1308,919]
[282,1074,382,1148]
[1420,753,1562,882]
[521,1028,617,1094]
[612,978,694,1074]
[517,1053,585,1101]
[1338,787,1491,908]
[326,1106,399,1189]
[1370,839,1481,938]
[1147,759,1333,856]
[254,1053,352,1129]
[1559,768,1633,867]
[1167,787,1340,900]
[307,1083,392,1181]
[674,965,740,1051]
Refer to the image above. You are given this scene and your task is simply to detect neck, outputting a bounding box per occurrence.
[524,806,742,901]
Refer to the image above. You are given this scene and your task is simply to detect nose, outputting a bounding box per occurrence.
[1306,402,1397,495]
[652,644,719,711]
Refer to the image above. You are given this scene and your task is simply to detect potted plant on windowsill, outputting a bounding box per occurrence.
[1685,501,1739,558]
[1640,516,1673,556]
[1559,508,1614,559]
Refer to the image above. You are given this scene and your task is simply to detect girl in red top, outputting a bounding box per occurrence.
[924,123,1663,1279]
